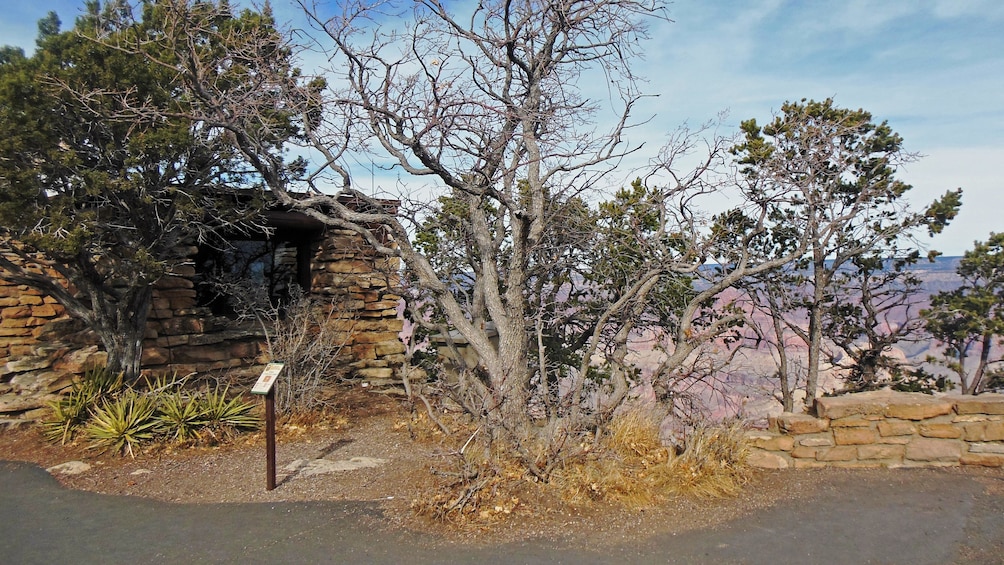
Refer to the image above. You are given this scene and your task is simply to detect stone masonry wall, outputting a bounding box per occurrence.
[0,228,404,422]
[748,390,1004,470]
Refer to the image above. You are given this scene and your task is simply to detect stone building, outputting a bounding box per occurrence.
[0,202,405,422]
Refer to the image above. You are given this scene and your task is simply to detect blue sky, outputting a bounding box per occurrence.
[2,0,1002,255]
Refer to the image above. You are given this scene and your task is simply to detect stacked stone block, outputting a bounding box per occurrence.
[748,390,1004,470]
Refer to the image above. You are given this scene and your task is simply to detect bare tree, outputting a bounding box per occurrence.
[102,1,815,475]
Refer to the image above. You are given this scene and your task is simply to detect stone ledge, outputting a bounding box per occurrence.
[954,394,1004,415]
[816,390,953,421]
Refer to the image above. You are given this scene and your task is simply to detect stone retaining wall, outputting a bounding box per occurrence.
[748,390,1004,470]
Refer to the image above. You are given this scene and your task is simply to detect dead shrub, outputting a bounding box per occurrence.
[662,419,751,498]
[555,410,751,508]
[411,435,530,525]
[409,408,752,528]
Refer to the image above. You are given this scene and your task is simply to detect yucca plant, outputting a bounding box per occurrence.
[82,366,126,397]
[42,387,95,445]
[42,366,124,444]
[156,391,209,443]
[143,371,186,395]
[85,391,160,457]
[198,386,260,439]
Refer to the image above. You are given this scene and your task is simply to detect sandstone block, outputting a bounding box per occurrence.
[919,424,963,439]
[172,346,229,363]
[52,346,105,374]
[858,444,905,460]
[960,453,1004,467]
[985,422,1004,441]
[32,304,59,318]
[4,356,53,374]
[817,446,858,462]
[969,442,1004,454]
[790,446,819,459]
[905,438,963,462]
[819,390,952,420]
[954,394,1004,415]
[833,427,878,445]
[325,260,372,274]
[374,341,406,357]
[45,374,75,394]
[815,391,888,419]
[351,344,377,361]
[20,317,51,328]
[141,347,170,366]
[878,420,917,437]
[747,450,789,469]
[883,397,954,421]
[0,393,46,414]
[1,306,30,319]
[10,370,64,394]
[778,413,830,434]
[799,436,835,448]
[356,367,394,380]
[0,327,32,338]
[364,300,400,311]
[963,423,988,441]
[748,434,795,451]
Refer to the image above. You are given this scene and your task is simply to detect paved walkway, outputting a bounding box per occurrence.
[2,461,1002,564]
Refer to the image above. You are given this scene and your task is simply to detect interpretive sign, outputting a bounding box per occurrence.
[251,362,284,395]
[251,362,284,490]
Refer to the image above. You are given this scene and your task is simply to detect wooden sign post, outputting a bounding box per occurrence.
[251,362,284,491]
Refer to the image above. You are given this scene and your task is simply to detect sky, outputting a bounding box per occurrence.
[2,0,1001,256]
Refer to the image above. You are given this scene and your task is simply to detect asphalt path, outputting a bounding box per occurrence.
[2,461,1002,564]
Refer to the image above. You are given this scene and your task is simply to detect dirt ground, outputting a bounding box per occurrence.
[3,385,1001,548]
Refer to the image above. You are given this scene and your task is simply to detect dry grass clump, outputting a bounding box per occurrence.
[555,410,751,507]
[410,408,753,528]
[664,419,751,498]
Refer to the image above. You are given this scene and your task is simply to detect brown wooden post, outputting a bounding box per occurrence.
[251,362,284,492]
[265,388,276,491]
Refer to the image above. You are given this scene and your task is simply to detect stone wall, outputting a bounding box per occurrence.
[0,227,404,422]
[748,390,1004,470]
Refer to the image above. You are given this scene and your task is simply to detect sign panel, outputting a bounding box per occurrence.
[251,362,284,395]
